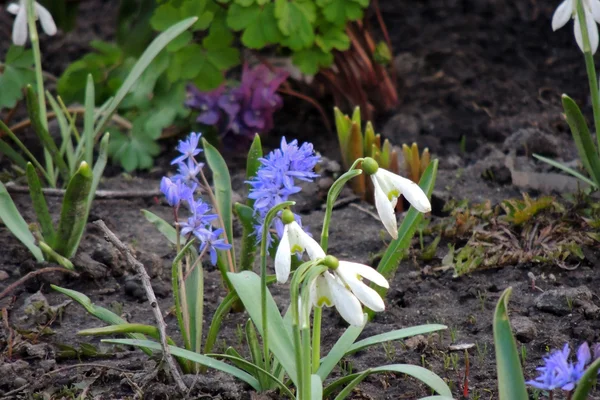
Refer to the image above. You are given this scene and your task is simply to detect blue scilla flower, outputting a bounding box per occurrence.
[527,343,592,391]
[172,132,202,165]
[173,158,203,185]
[248,137,319,247]
[160,177,195,207]
[198,227,231,265]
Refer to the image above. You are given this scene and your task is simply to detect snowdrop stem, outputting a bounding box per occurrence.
[576,0,600,149]
[311,306,322,373]
[320,157,364,251]
[25,0,55,186]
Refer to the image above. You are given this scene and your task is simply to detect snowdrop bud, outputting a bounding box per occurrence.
[323,255,339,269]
[282,209,295,225]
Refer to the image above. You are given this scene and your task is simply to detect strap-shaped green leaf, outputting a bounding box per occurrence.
[0,180,43,261]
[317,319,364,380]
[54,161,93,258]
[26,162,55,246]
[346,324,447,354]
[572,357,600,399]
[83,74,95,165]
[235,202,257,271]
[493,287,528,400]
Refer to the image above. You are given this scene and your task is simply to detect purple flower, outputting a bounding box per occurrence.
[527,343,593,391]
[198,227,231,265]
[160,177,181,207]
[173,159,203,185]
[248,137,319,247]
[172,132,202,165]
[186,85,224,126]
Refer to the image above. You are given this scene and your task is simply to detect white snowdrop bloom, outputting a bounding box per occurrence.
[309,258,389,327]
[7,0,57,46]
[552,0,600,53]
[274,211,325,283]
[362,157,431,240]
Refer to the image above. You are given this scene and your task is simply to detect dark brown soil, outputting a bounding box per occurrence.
[1,0,600,399]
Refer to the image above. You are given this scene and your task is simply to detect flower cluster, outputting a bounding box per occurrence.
[186,64,288,140]
[159,132,231,265]
[527,342,598,391]
[248,137,320,248]
[8,1,57,46]
[552,0,600,53]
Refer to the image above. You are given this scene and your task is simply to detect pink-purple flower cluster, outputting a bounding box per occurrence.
[160,132,231,265]
[248,137,320,248]
[527,342,599,391]
[186,64,288,141]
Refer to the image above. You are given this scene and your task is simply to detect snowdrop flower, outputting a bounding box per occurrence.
[7,1,57,46]
[362,157,431,240]
[275,209,325,283]
[309,256,389,326]
[552,0,600,53]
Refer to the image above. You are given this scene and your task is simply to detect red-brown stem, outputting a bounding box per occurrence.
[0,267,79,300]
[371,0,397,85]
[278,85,332,134]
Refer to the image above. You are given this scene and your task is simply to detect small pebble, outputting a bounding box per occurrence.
[13,377,27,387]
[0,270,9,281]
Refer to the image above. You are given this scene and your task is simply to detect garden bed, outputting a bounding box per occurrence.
[1,0,600,399]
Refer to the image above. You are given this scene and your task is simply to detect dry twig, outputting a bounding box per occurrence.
[94,220,187,393]
[4,183,161,199]
[0,267,79,300]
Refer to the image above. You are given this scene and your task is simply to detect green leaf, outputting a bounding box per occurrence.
[228,271,298,386]
[0,46,35,109]
[83,74,95,165]
[202,138,235,270]
[292,47,334,75]
[347,324,447,354]
[0,181,43,261]
[54,162,93,258]
[86,133,110,219]
[227,3,282,49]
[561,94,600,186]
[275,0,316,50]
[372,160,438,316]
[533,154,598,188]
[311,374,323,399]
[94,17,198,137]
[324,365,452,399]
[246,134,263,185]
[317,318,365,380]
[142,209,179,244]
[493,288,528,400]
[108,129,161,172]
[235,203,258,271]
[316,0,365,24]
[0,139,27,170]
[79,323,162,339]
[51,285,151,355]
[572,357,600,399]
[204,290,238,354]
[103,339,261,391]
[316,24,350,52]
[26,163,56,245]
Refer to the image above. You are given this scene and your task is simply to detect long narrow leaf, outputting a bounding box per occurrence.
[83,74,95,165]
[54,161,92,258]
[333,369,370,400]
[0,181,43,261]
[311,374,323,400]
[204,291,238,354]
[324,364,452,398]
[245,134,263,202]
[0,139,27,169]
[0,120,51,184]
[103,339,261,391]
[51,285,151,355]
[493,287,528,400]
[86,132,109,217]
[346,324,447,355]
[202,138,235,270]
[235,202,257,271]
[317,319,365,380]
[533,154,597,188]
[26,163,56,245]
[46,91,75,172]
[228,271,298,386]
[572,357,600,399]
[94,17,197,135]
[562,94,600,185]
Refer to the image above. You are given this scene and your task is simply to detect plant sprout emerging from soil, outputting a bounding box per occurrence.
[186,64,288,142]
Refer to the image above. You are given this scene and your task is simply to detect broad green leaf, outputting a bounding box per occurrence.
[0,181,43,261]
[235,203,257,271]
[108,129,161,172]
[0,46,35,109]
[54,162,93,258]
[311,374,323,399]
[26,163,55,245]
[324,365,452,399]
[292,47,334,75]
[275,0,316,50]
[572,357,600,399]
[316,25,350,52]
[347,324,447,354]
[95,17,198,136]
[228,271,298,385]
[202,138,235,270]
[103,339,261,391]
[227,3,282,49]
[316,0,365,24]
[372,160,438,316]
[317,318,365,380]
[493,288,528,400]
[560,94,600,186]
[51,285,151,355]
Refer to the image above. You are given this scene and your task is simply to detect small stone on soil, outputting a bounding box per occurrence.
[0,270,9,281]
[510,316,537,343]
[534,286,594,316]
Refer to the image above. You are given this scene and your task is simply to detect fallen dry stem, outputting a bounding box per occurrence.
[4,183,161,199]
[0,267,79,300]
[94,220,187,393]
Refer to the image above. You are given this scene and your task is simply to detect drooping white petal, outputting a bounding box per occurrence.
[7,3,21,15]
[35,2,57,36]
[309,274,333,307]
[288,221,325,260]
[377,169,432,213]
[371,175,398,239]
[304,236,325,260]
[12,8,27,46]
[587,0,600,23]
[587,9,599,52]
[274,226,291,283]
[336,264,386,312]
[326,274,364,326]
[553,0,574,31]
[338,261,389,289]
